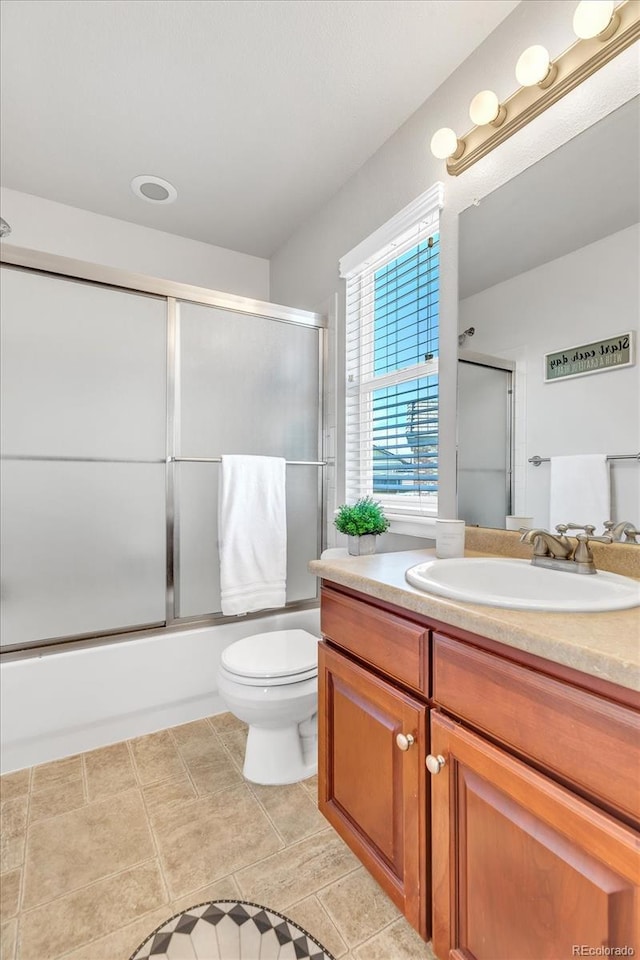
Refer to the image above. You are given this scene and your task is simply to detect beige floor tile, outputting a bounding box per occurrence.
[0,918,17,960]
[217,729,249,769]
[300,774,319,800]
[0,772,29,804]
[284,895,348,958]
[18,861,167,960]
[142,774,197,820]
[170,719,219,758]
[249,781,327,844]
[0,796,28,840]
[235,828,360,912]
[130,730,186,785]
[22,788,154,910]
[352,916,436,960]
[0,836,24,875]
[317,865,400,947]
[31,757,82,795]
[28,779,85,824]
[56,905,170,960]
[0,871,20,923]
[84,741,137,801]
[208,712,247,736]
[170,874,241,914]
[183,741,244,797]
[151,783,283,900]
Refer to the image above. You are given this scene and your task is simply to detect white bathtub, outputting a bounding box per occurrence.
[0,607,321,774]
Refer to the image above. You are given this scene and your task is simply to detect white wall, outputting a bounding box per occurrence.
[0,607,321,774]
[459,224,640,529]
[0,187,270,299]
[269,0,639,525]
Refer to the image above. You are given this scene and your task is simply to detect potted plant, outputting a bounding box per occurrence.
[334,496,390,556]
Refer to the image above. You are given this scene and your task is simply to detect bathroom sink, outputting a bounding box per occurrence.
[405,557,640,612]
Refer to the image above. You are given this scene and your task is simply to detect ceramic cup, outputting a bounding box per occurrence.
[435,519,466,559]
[505,516,534,531]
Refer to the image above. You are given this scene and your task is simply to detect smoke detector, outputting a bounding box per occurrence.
[130,175,177,204]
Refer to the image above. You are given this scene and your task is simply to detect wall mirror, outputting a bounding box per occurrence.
[456,96,639,539]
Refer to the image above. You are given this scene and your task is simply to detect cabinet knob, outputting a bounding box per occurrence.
[396,733,415,751]
[426,753,447,774]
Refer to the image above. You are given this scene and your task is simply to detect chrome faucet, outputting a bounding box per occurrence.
[520,524,612,575]
[603,520,639,543]
[520,529,572,561]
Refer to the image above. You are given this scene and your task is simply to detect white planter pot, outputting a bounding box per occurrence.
[347,534,377,556]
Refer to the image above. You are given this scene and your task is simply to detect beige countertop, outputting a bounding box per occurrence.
[308,545,640,693]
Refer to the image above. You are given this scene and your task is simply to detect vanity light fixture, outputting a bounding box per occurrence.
[573,0,620,39]
[430,127,465,160]
[430,0,639,176]
[469,90,507,127]
[514,45,558,88]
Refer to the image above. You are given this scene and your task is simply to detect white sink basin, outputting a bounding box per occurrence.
[405,557,640,612]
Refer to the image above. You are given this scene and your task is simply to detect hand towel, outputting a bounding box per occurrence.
[549,454,610,533]
[219,455,287,616]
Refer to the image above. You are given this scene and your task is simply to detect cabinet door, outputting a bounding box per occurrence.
[430,712,640,960]
[318,642,429,938]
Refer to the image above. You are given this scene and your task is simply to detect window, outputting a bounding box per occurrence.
[340,185,443,520]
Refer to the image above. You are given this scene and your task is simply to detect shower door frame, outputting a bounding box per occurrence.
[0,246,328,657]
[456,350,515,526]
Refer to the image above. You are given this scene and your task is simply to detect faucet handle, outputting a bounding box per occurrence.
[555,522,596,536]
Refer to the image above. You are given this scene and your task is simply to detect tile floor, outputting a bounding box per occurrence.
[0,713,436,960]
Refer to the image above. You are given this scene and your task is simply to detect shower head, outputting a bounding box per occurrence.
[0,217,11,238]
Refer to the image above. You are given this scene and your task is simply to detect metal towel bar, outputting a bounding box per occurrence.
[170,457,327,465]
[528,453,640,467]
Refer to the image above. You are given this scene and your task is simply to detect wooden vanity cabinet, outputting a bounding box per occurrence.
[431,632,640,960]
[318,579,640,960]
[318,586,431,938]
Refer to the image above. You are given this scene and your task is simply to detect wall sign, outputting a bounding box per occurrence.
[544,332,634,383]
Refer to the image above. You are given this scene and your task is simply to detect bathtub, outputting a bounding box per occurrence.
[0,607,320,774]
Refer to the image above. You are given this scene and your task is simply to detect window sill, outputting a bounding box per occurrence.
[387,515,437,539]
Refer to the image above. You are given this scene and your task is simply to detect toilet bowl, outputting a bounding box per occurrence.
[216,629,319,785]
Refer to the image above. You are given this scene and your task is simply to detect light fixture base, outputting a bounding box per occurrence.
[537,61,558,89]
[490,104,508,128]
[596,9,621,40]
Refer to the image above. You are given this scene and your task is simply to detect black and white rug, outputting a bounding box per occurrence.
[130,899,336,960]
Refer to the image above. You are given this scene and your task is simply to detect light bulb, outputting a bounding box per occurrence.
[469,90,506,127]
[515,45,557,88]
[573,0,618,39]
[430,128,464,161]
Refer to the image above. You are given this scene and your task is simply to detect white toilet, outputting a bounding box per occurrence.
[217,628,319,785]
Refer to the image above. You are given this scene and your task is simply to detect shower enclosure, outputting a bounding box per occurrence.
[0,258,326,654]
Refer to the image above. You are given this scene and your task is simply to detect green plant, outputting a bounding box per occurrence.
[334,497,390,537]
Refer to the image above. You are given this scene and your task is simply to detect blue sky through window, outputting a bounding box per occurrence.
[372,235,439,495]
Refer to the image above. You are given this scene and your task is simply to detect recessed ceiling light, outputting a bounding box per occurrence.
[130,175,177,204]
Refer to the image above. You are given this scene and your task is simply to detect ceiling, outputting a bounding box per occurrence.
[0,0,518,259]
[459,96,640,300]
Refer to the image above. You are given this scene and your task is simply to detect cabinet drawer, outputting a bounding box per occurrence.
[321,586,429,695]
[433,632,640,823]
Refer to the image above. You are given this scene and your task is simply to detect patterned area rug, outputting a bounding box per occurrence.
[130,899,336,960]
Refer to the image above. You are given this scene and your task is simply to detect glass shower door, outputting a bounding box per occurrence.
[0,266,167,648]
[457,357,513,529]
[174,301,322,618]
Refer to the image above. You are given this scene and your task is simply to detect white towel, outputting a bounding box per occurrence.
[549,454,610,533]
[218,455,287,616]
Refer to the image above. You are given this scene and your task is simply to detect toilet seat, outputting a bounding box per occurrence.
[220,629,318,687]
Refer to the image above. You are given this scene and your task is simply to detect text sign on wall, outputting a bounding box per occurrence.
[544,332,634,383]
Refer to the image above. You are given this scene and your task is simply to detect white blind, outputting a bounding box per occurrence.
[344,201,441,517]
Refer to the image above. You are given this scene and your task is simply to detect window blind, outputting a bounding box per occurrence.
[343,209,441,517]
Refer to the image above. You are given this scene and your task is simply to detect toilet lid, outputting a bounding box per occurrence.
[221,629,318,680]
